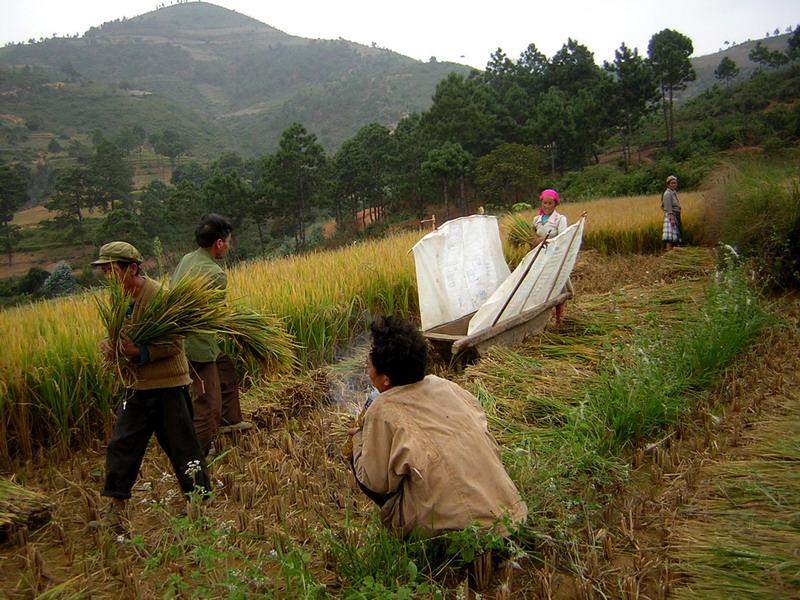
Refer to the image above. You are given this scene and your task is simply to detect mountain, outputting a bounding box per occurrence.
[0,2,471,156]
[683,33,793,98]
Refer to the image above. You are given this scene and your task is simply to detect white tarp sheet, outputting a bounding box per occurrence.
[467,219,585,335]
[412,215,510,331]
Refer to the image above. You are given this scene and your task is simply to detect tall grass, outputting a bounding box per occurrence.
[0,231,421,463]
[717,155,800,290]
[576,267,769,456]
[501,192,706,265]
[229,230,420,365]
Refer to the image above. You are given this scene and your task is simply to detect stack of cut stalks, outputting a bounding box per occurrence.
[0,479,51,544]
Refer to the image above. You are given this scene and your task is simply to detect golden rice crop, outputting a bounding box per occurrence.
[500,192,706,261]
[228,230,422,365]
[0,292,119,464]
[0,199,713,463]
[0,230,423,462]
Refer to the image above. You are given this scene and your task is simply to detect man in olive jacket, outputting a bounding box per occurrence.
[171,214,250,455]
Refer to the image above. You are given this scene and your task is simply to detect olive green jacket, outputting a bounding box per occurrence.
[171,247,227,363]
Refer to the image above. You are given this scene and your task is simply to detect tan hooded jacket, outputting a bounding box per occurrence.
[352,375,527,538]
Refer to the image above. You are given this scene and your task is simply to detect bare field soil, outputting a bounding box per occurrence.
[0,246,97,279]
[1,250,797,598]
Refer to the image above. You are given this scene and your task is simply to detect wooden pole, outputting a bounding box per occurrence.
[491,233,549,328]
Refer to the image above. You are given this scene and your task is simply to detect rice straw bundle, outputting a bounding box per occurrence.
[505,214,534,248]
[219,304,299,381]
[95,274,232,384]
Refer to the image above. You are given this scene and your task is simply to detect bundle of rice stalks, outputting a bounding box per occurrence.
[659,247,715,279]
[220,305,300,382]
[96,275,255,385]
[0,478,51,544]
[505,214,534,248]
[246,370,329,429]
[96,274,229,349]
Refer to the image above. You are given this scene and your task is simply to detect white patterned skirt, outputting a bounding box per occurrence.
[662,213,682,243]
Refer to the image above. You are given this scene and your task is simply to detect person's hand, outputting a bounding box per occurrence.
[119,333,140,360]
[580,211,588,219]
[99,338,114,361]
[342,427,360,459]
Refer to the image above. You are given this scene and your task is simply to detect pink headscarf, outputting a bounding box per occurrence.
[538,189,560,215]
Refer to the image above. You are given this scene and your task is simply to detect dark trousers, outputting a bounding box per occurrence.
[217,354,242,425]
[190,361,221,454]
[103,386,211,500]
[190,354,242,453]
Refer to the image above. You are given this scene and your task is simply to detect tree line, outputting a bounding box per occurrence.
[2,26,799,265]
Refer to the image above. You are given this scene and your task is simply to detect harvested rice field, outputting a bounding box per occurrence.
[1,246,797,599]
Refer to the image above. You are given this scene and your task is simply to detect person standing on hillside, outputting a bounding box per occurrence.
[89,241,211,531]
[661,175,682,250]
[345,315,527,538]
[171,214,251,456]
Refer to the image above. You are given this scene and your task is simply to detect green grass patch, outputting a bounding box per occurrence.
[463,264,769,563]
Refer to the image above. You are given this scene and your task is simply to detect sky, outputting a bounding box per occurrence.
[1,0,798,69]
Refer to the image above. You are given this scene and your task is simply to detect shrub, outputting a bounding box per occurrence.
[39,261,80,298]
[17,267,50,295]
[722,167,800,290]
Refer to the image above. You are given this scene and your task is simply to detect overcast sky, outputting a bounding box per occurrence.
[2,0,798,69]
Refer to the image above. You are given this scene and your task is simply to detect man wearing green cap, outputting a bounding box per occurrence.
[89,241,211,531]
[171,214,251,457]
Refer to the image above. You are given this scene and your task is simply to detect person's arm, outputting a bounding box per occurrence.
[120,333,184,365]
[662,190,674,215]
[531,216,545,247]
[557,214,568,236]
[142,338,185,363]
[351,408,421,504]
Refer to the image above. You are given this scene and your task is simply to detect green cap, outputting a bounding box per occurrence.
[91,241,144,266]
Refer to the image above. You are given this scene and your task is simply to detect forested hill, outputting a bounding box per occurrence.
[0,2,471,155]
[683,33,793,98]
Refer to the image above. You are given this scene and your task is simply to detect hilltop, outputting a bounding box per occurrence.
[683,32,794,97]
[0,2,470,156]
[1,2,793,161]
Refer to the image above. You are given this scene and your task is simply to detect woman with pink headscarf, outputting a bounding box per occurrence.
[533,188,568,246]
[532,188,570,325]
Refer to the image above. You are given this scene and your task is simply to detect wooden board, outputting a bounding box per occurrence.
[423,291,572,362]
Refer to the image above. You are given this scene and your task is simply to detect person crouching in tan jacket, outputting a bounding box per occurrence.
[346,315,527,539]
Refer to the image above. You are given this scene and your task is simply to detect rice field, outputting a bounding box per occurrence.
[0,231,421,464]
[502,191,707,262]
[2,245,790,598]
[0,192,718,466]
[2,178,797,597]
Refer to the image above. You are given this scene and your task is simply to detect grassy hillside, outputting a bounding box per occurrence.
[683,33,793,98]
[0,66,234,161]
[0,2,470,156]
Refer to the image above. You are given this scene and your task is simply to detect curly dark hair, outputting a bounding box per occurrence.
[195,213,233,248]
[369,315,428,386]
